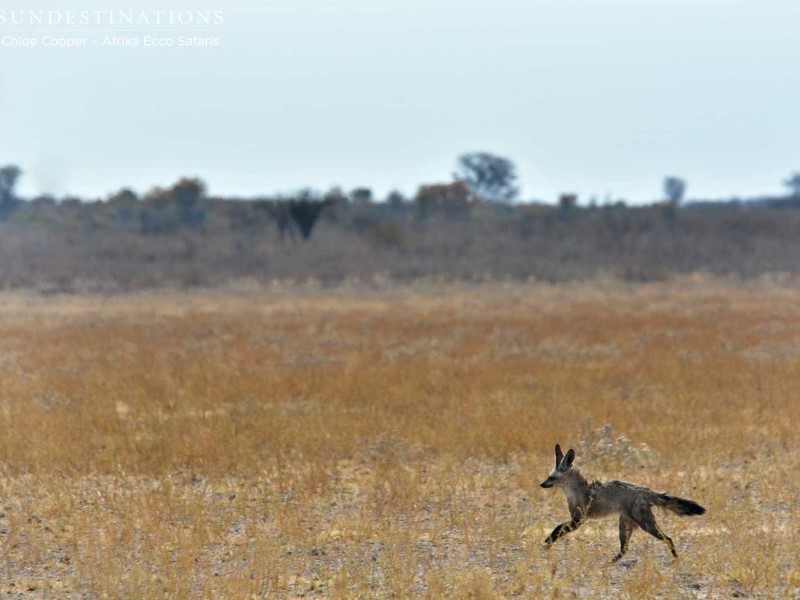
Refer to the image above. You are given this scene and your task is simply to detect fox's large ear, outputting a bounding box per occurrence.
[562,449,576,469]
[555,444,564,468]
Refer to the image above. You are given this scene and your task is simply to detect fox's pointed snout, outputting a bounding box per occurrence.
[541,443,575,489]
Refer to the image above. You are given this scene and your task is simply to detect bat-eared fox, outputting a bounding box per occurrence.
[541,444,705,561]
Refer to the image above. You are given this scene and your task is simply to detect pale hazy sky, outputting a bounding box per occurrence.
[2,0,799,203]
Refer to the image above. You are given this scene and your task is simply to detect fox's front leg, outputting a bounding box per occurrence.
[544,517,584,548]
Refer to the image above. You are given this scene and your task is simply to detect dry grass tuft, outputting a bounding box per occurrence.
[0,280,798,597]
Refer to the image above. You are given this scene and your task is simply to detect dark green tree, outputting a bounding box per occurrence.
[349,187,373,205]
[663,176,687,205]
[784,172,800,197]
[287,190,332,240]
[171,177,207,228]
[454,152,518,204]
[0,165,23,219]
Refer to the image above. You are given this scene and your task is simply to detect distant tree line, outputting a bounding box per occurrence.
[3,153,800,290]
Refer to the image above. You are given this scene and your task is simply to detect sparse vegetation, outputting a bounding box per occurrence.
[6,192,800,291]
[2,161,800,291]
[1,280,799,596]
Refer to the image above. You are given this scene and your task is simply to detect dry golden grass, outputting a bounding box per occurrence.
[1,279,799,597]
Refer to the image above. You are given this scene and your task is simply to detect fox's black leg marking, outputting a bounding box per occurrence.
[634,510,677,558]
[544,518,583,548]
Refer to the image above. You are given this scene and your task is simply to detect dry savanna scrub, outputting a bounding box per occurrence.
[0,280,798,597]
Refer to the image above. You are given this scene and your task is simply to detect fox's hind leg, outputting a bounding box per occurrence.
[612,515,635,562]
[633,509,677,558]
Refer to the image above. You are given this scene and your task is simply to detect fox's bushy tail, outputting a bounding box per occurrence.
[653,493,706,516]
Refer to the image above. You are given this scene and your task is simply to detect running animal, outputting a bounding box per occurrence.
[540,444,705,561]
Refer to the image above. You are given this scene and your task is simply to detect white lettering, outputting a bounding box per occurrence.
[42,36,88,48]
[0,10,225,28]
[144,36,173,47]
[1,35,38,47]
[179,36,221,47]
[103,35,140,47]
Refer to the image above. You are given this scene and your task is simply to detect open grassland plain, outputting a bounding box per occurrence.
[0,280,799,598]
